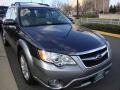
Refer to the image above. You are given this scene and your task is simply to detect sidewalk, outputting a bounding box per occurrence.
[0,35,18,90]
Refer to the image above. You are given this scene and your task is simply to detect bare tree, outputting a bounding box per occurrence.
[61,4,73,15]
[51,0,73,16]
[82,1,94,13]
[73,4,82,15]
[51,0,63,9]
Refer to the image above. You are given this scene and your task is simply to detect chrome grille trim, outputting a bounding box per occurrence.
[79,45,108,67]
[82,50,108,61]
[74,45,107,55]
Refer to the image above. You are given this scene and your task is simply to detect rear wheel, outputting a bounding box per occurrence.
[19,51,37,85]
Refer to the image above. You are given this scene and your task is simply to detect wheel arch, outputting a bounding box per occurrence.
[17,39,34,72]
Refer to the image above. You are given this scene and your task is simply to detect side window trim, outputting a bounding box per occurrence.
[10,7,17,20]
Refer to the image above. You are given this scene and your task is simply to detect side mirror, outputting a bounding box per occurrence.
[3,19,16,25]
[68,17,75,24]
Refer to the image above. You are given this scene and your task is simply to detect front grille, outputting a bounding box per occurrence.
[80,46,108,67]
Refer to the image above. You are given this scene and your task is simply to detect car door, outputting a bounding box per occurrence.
[3,7,18,51]
[3,7,12,44]
[7,7,18,51]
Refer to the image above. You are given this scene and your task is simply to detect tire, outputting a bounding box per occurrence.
[2,30,9,46]
[19,50,37,85]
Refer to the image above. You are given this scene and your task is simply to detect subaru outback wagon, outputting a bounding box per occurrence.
[2,2,112,90]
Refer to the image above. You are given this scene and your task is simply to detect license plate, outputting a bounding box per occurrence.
[94,71,104,83]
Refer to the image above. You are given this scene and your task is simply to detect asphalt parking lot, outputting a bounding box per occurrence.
[0,34,120,90]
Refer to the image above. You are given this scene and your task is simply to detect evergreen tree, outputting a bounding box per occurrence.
[109,5,113,13]
[109,5,117,13]
[113,5,117,13]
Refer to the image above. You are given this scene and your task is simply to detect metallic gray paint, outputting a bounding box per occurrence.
[29,45,112,89]
[18,39,34,73]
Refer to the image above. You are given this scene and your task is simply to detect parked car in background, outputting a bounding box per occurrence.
[0,17,2,30]
[2,2,112,90]
[0,6,8,31]
[0,6,8,18]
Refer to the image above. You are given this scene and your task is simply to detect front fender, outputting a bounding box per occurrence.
[18,39,34,73]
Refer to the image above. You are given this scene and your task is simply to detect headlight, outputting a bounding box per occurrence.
[38,50,76,66]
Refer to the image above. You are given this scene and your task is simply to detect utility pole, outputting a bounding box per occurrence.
[77,0,79,19]
[103,0,104,14]
[95,0,96,11]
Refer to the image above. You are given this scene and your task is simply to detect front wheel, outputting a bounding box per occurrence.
[19,51,37,85]
[2,30,9,46]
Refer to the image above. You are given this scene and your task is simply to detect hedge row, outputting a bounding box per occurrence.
[82,23,120,34]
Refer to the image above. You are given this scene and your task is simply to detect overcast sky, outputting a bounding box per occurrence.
[0,0,120,6]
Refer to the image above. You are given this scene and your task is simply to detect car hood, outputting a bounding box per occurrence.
[23,24,106,55]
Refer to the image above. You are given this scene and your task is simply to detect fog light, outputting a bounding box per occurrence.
[48,79,62,88]
[49,80,59,86]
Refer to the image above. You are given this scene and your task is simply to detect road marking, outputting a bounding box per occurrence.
[93,30,120,38]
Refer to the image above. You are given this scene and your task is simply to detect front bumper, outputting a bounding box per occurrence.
[63,63,112,89]
[32,55,112,89]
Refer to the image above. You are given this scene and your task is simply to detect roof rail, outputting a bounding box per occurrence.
[11,2,49,7]
[38,3,49,6]
[11,2,20,7]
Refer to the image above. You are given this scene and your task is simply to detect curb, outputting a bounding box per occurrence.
[93,30,120,38]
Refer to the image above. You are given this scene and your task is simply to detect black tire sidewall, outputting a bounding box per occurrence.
[2,30,9,46]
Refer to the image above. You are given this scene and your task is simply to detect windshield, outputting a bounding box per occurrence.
[19,7,71,26]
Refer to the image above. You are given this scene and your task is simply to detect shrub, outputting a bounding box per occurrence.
[82,23,120,34]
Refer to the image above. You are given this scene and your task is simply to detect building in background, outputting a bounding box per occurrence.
[69,0,110,13]
[69,0,84,7]
[95,0,110,13]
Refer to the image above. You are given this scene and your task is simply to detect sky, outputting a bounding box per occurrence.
[0,0,120,6]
